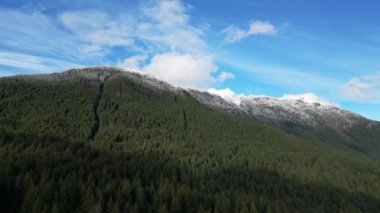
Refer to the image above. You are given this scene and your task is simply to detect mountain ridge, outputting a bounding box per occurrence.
[6,66,375,121]
[1,66,379,157]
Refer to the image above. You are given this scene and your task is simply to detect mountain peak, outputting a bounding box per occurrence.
[56,66,124,80]
[279,93,338,108]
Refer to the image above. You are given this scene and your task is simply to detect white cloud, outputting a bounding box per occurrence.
[0,9,84,75]
[119,52,225,88]
[57,0,220,88]
[0,1,226,88]
[221,26,248,44]
[340,73,380,102]
[208,88,235,98]
[207,88,241,105]
[119,55,147,72]
[59,11,135,54]
[58,0,204,55]
[0,8,80,59]
[142,52,218,88]
[0,51,81,72]
[248,21,276,35]
[222,21,276,43]
[218,71,235,82]
[118,52,225,88]
[137,0,205,53]
[80,44,104,54]
[134,0,215,88]
[223,58,340,92]
[142,0,189,28]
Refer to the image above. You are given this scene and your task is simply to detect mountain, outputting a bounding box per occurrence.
[0,67,379,212]
[189,89,380,158]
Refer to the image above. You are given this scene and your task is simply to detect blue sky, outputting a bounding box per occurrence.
[0,0,380,121]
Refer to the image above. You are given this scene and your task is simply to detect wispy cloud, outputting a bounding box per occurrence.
[59,11,135,55]
[58,0,206,55]
[0,51,82,72]
[340,72,380,102]
[223,58,341,92]
[118,55,147,72]
[0,8,85,74]
[222,21,276,43]
[217,71,235,82]
[137,0,206,54]
[0,8,80,60]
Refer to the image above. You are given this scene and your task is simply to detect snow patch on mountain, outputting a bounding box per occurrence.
[201,87,372,131]
[207,88,338,108]
[280,93,339,107]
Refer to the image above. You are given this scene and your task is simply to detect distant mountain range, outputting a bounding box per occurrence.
[0,67,379,212]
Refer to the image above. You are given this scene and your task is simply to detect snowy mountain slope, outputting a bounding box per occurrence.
[188,89,366,128]
[188,89,380,157]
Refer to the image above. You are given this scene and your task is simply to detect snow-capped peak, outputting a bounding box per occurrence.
[207,88,337,108]
[197,87,371,131]
[280,93,338,107]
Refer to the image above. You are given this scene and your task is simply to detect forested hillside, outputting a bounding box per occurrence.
[189,90,380,159]
[0,68,379,212]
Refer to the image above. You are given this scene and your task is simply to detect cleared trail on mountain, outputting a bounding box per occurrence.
[88,75,109,141]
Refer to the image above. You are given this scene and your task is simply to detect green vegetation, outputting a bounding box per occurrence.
[279,119,380,159]
[0,75,98,141]
[0,70,379,212]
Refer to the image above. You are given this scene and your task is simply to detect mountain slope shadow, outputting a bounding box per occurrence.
[1,129,379,213]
